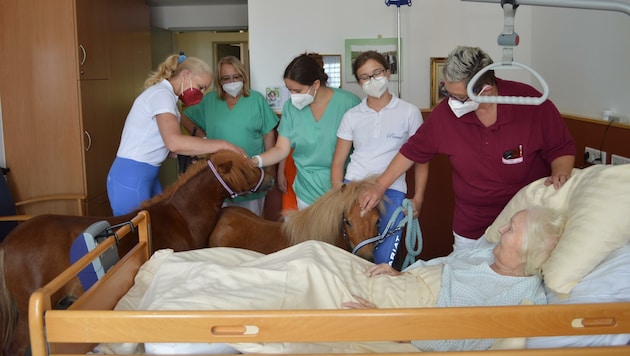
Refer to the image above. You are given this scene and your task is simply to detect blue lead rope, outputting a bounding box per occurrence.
[399,198,423,270]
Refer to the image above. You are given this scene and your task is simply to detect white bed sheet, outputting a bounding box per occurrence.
[140,240,440,354]
[95,240,630,354]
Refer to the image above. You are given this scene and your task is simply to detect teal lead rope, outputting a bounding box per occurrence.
[365,198,423,269]
[400,198,423,270]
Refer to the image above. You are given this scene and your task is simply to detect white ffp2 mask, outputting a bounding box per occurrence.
[361,76,388,98]
[290,86,315,110]
[447,85,492,118]
[448,99,479,118]
[222,81,243,97]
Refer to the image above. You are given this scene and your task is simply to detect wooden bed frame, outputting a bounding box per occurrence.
[29,211,630,355]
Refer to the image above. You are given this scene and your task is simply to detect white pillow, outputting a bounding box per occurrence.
[485,168,580,243]
[545,164,630,295]
[485,164,630,296]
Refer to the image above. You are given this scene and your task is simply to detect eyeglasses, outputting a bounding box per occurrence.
[220,74,243,83]
[440,84,483,104]
[357,68,387,83]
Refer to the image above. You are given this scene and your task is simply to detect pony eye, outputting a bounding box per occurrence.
[343,218,352,228]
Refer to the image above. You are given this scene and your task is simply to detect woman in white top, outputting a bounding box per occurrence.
[331,50,424,265]
[107,54,245,216]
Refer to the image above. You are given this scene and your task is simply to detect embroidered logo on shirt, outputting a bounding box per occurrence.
[387,133,404,139]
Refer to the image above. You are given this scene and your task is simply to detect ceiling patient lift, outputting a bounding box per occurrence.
[461,0,630,105]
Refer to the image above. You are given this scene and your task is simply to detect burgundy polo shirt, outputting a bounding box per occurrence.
[401,78,575,239]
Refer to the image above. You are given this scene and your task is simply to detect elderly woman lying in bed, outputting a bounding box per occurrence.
[344,206,565,351]
[119,206,564,354]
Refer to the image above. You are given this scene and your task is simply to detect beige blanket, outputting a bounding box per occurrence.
[100,240,443,354]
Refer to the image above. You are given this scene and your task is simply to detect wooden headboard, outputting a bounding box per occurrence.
[563,114,630,167]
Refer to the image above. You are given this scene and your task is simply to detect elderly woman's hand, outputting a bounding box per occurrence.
[366,263,402,277]
[342,295,377,309]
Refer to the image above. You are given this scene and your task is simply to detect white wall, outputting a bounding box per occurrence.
[530,5,630,120]
[248,0,532,110]
[151,0,630,120]
[150,4,248,31]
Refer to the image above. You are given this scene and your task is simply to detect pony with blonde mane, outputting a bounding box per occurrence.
[209,178,381,260]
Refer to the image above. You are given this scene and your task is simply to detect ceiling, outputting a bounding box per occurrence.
[147,0,247,6]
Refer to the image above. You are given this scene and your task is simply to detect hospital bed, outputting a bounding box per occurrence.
[28,164,630,355]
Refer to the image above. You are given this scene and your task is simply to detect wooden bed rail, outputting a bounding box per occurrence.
[29,210,151,356]
[41,303,630,344]
[38,304,630,356]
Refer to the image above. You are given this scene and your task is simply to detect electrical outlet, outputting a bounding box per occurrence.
[584,147,607,165]
[611,154,630,165]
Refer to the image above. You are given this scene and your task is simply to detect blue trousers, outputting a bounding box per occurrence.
[107,157,162,216]
[372,188,405,265]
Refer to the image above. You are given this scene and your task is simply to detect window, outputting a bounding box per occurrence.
[322,55,341,88]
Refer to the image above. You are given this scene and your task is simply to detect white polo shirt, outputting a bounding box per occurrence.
[117,79,180,166]
[337,95,422,193]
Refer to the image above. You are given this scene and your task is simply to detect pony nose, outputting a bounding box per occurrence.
[260,175,275,191]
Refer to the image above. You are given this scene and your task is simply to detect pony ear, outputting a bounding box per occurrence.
[217,160,233,174]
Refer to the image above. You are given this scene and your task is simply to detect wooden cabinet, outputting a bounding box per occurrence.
[80,79,117,216]
[76,0,110,80]
[0,0,151,217]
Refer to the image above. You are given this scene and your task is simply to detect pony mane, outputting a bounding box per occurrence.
[281,177,377,244]
[141,158,208,208]
[141,150,257,208]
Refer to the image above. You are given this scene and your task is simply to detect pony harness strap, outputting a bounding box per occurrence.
[207,159,265,199]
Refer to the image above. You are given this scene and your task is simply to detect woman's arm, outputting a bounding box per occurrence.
[251,134,291,167]
[277,159,287,193]
[341,264,402,309]
[180,113,205,137]
[545,154,574,189]
[410,162,429,218]
[262,130,278,179]
[156,113,245,156]
[360,153,415,212]
[331,138,352,189]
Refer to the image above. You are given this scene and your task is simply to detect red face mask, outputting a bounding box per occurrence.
[178,77,203,106]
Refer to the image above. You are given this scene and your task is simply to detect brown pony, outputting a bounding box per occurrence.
[0,150,274,356]
[208,178,381,260]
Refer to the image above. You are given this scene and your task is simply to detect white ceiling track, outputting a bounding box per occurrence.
[462,0,629,105]
[461,0,630,16]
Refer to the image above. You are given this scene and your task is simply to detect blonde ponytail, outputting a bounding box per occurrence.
[143,55,212,90]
